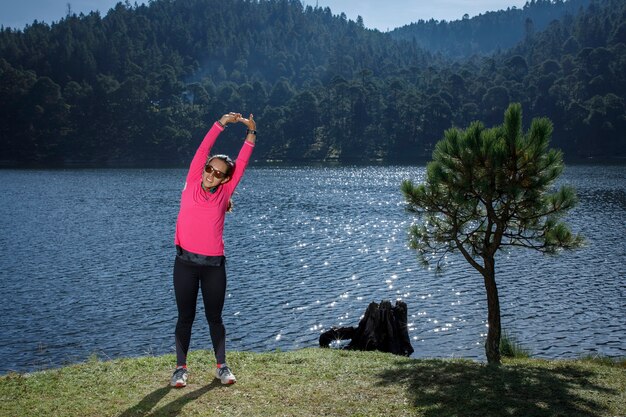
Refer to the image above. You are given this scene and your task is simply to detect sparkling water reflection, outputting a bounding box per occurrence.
[0,165,624,373]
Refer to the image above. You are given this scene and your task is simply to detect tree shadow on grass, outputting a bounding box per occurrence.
[119,380,221,417]
[376,358,616,417]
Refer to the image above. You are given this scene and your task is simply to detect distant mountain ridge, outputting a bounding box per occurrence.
[390,0,591,58]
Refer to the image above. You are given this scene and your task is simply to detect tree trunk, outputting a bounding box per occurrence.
[482,256,501,364]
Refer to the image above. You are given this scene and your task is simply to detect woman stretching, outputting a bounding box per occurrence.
[171,112,256,387]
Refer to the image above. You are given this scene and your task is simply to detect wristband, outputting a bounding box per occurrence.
[217,120,226,128]
[246,129,257,135]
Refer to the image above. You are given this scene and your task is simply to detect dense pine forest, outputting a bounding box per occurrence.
[0,0,624,167]
[390,0,592,57]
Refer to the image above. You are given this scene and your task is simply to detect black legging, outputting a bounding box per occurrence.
[173,257,227,366]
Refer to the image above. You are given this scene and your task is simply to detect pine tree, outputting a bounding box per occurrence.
[401,103,583,364]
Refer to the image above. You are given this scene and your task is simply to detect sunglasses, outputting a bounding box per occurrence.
[204,164,227,179]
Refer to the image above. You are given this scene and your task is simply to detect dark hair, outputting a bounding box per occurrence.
[207,154,235,212]
[207,154,235,177]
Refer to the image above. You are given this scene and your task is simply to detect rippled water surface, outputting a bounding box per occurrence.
[0,165,624,373]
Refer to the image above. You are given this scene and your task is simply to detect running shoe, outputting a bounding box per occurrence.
[170,367,188,387]
[215,365,237,385]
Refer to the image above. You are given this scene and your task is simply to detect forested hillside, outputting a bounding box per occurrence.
[0,0,624,166]
[390,0,591,58]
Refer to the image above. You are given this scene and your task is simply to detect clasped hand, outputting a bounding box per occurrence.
[219,112,256,131]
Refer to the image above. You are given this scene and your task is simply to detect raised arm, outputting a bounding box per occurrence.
[224,114,257,192]
[186,112,241,183]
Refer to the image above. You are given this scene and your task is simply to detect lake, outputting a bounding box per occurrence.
[0,164,624,374]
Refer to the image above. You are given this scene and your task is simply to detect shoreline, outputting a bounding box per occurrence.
[1,348,624,417]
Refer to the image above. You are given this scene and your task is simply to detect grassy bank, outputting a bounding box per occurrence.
[1,348,624,417]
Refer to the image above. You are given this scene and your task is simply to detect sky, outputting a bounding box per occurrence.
[1,0,529,31]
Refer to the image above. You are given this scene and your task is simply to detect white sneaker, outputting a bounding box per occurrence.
[170,367,188,387]
[215,365,237,385]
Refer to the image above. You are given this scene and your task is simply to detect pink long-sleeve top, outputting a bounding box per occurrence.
[174,122,254,256]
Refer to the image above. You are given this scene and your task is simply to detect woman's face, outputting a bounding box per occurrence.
[202,158,230,189]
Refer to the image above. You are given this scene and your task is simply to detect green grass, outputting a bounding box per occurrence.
[1,349,624,417]
[500,330,532,358]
